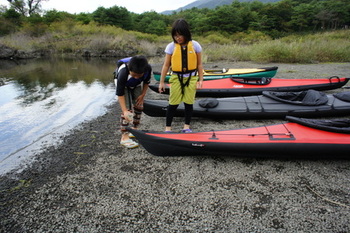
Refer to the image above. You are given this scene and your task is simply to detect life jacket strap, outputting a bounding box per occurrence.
[177,71,195,96]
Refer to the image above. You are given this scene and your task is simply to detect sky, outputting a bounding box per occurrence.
[33,0,197,14]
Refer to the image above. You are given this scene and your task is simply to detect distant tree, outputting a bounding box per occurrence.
[188,9,211,35]
[290,3,316,31]
[286,0,312,7]
[314,9,336,30]
[315,0,350,29]
[42,10,74,24]
[75,12,92,25]
[7,0,48,16]
[236,2,261,31]
[206,4,243,33]
[92,6,132,30]
[165,8,210,35]
[3,7,22,23]
[0,8,23,34]
[145,20,167,35]
[252,1,293,34]
[133,11,168,35]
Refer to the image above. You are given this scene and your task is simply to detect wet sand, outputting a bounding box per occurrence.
[1,62,350,232]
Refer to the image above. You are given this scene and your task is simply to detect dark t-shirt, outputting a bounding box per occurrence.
[116,64,152,96]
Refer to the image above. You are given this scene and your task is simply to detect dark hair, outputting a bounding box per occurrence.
[171,19,192,43]
[128,55,148,74]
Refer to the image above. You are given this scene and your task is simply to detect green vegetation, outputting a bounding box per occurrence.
[10,179,31,192]
[1,0,350,63]
[202,30,350,63]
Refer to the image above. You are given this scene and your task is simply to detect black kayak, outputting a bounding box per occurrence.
[143,90,350,119]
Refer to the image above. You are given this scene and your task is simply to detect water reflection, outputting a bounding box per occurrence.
[0,57,118,174]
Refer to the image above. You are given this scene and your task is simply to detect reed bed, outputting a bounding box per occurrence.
[1,22,349,63]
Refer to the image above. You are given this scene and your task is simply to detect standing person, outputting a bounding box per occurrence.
[158,19,204,133]
[116,55,152,148]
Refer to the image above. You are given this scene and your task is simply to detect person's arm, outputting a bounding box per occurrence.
[118,95,127,112]
[118,95,133,121]
[196,52,204,89]
[158,54,171,93]
[116,68,133,121]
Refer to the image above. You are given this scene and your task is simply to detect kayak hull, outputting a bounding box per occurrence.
[149,77,349,97]
[128,117,350,159]
[143,91,350,119]
[153,66,278,82]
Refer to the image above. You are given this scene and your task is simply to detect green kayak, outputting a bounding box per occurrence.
[153,66,278,82]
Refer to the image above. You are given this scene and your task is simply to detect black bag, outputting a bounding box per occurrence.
[199,98,219,108]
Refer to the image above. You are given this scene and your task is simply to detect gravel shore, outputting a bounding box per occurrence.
[1,62,350,232]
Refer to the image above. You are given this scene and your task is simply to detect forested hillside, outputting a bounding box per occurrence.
[1,0,349,39]
[162,0,281,14]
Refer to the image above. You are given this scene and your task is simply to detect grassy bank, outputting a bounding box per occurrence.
[1,21,350,63]
[202,30,350,63]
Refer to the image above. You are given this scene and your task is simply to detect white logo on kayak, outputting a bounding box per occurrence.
[233,85,244,88]
[192,143,205,147]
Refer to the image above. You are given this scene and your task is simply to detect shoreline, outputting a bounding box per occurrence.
[1,62,350,232]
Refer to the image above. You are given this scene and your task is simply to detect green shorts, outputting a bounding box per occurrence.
[169,74,198,105]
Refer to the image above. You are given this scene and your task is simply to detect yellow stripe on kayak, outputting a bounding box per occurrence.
[204,68,265,75]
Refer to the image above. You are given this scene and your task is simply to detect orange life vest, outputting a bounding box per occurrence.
[171,41,197,73]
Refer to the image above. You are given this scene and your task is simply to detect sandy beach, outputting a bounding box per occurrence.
[1,62,350,232]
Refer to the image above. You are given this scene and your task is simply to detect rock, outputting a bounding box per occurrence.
[0,44,45,59]
[0,44,15,58]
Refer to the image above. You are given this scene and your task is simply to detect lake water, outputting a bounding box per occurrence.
[0,57,119,175]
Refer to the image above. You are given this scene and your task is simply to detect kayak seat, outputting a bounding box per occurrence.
[231,77,272,85]
[333,92,350,102]
[286,116,350,134]
[263,89,328,106]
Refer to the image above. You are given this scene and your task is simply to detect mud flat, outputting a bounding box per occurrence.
[1,62,349,232]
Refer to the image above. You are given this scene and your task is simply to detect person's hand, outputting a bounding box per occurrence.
[123,110,133,122]
[135,95,145,107]
[197,80,203,89]
[159,82,165,93]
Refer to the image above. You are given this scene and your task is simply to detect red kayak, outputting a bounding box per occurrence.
[149,76,349,97]
[128,116,350,159]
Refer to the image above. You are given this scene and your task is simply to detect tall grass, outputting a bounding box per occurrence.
[1,21,349,63]
[204,30,350,63]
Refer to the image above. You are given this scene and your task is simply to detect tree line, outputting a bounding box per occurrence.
[1,0,350,38]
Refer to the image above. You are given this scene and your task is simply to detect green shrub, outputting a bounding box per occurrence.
[232,30,271,44]
[89,37,111,52]
[0,18,17,35]
[204,44,249,62]
[21,22,48,37]
[205,33,232,45]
